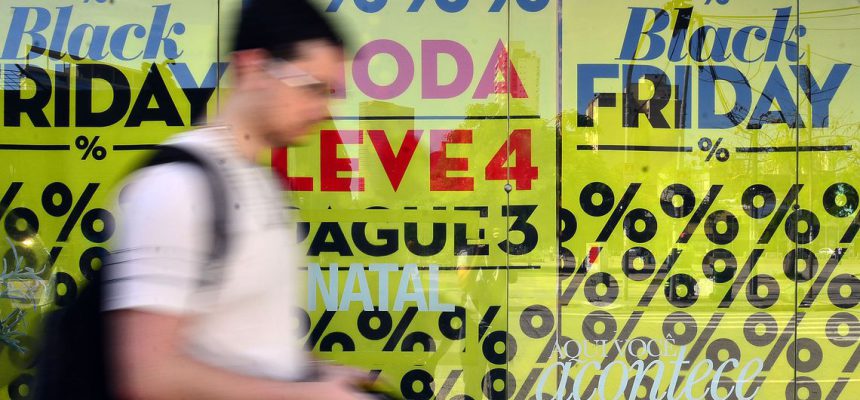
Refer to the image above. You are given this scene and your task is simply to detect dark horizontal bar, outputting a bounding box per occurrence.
[577,144,694,152]
[113,144,160,151]
[0,144,70,150]
[736,146,853,153]
[300,265,540,271]
[328,115,541,121]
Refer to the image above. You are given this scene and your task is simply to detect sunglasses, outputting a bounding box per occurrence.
[265,61,330,97]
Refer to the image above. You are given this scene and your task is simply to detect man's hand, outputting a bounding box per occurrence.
[319,364,374,387]
[305,381,377,400]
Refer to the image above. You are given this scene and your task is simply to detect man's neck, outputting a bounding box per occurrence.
[218,110,267,163]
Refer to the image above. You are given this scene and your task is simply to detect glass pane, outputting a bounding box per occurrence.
[288,2,512,398]
[507,1,560,399]
[0,0,221,396]
[560,1,799,399]
[796,1,860,399]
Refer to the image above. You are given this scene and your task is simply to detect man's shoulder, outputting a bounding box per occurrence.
[165,126,229,152]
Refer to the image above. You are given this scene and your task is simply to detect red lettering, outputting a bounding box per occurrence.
[320,130,365,192]
[430,130,473,191]
[484,129,538,190]
[473,40,528,99]
[368,129,423,191]
[271,147,313,191]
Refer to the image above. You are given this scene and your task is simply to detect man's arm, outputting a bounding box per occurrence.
[107,309,370,400]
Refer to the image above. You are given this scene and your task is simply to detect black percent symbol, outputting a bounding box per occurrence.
[717,249,765,308]
[823,314,860,399]
[742,184,820,244]
[660,184,737,245]
[579,311,643,396]
[621,247,683,307]
[738,313,804,397]
[580,182,657,243]
[475,305,516,365]
[822,183,860,243]
[75,135,107,160]
[702,249,778,309]
[400,368,480,400]
[664,313,735,398]
[0,182,39,241]
[41,182,114,243]
[698,137,730,162]
[302,310,355,352]
[516,305,571,400]
[357,307,435,352]
[785,248,856,309]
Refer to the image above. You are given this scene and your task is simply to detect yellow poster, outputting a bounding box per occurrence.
[0,0,858,399]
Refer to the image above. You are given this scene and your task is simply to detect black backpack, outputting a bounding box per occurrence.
[34,145,230,400]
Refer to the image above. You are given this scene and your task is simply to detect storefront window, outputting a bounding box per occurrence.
[0,1,857,398]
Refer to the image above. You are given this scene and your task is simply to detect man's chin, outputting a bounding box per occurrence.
[266,128,314,148]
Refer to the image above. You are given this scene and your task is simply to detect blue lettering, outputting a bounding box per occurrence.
[577,64,618,127]
[689,26,732,62]
[747,66,801,129]
[733,26,767,63]
[3,7,51,60]
[619,7,670,61]
[792,64,850,128]
[110,24,147,61]
[698,66,751,129]
[68,24,109,60]
[168,62,230,124]
[49,6,73,58]
[145,4,185,60]
[764,7,792,62]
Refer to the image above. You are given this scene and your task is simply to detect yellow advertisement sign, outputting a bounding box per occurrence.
[0,0,857,399]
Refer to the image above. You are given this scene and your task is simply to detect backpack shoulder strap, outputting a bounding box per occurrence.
[141,145,230,287]
[33,145,234,400]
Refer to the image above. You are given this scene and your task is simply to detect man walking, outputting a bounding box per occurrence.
[103,1,371,398]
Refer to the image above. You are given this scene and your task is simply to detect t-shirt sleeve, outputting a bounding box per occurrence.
[102,163,215,315]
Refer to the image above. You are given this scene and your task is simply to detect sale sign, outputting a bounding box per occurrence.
[0,0,858,399]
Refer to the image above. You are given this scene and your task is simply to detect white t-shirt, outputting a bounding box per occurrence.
[103,127,308,381]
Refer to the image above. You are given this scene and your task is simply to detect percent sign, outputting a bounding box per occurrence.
[0,182,45,307]
[662,311,796,399]
[401,368,516,400]
[448,305,517,400]
[621,246,687,308]
[580,182,657,243]
[300,309,356,352]
[396,305,514,400]
[822,182,860,243]
[515,304,578,400]
[75,135,106,160]
[818,184,860,306]
[787,247,856,309]
[42,182,115,287]
[429,305,514,363]
[823,312,860,399]
[698,137,730,162]
[356,307,437,352]
[400,367,525,400]
[741,183,821,244]
[660,183,739,245]
[700,248,774,309]
[405,366,513,400]
[41,182,114,244]
[0,182,39,241]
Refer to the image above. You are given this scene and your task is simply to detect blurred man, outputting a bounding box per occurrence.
[102,1,372,398]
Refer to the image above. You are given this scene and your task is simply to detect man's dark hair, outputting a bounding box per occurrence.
[233,0,344,60]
